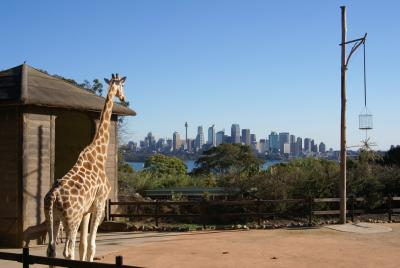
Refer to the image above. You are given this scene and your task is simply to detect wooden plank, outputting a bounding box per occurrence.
[110,201,198,206]
[392,197,400,201]
[313,209,364,215]
[29,254,143,268]
[25,113,50,121]
[314,198,340,202]
[0,251,21,262]
[313,210,340,215]
[110,213,201,218]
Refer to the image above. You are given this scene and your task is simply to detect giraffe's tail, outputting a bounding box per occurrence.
[44,192,56,259]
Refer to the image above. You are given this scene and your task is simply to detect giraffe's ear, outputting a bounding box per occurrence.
[104,78,110,85]
[120,76,127,84]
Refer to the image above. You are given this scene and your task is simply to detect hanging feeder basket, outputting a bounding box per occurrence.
[359,107,373,130]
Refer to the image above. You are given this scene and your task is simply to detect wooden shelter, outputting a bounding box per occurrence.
[0,64,135,247]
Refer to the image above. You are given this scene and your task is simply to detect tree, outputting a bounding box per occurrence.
[144,154,187,177]
[384,146,400,167]
[39,69,104,96]
[192,144,262,177]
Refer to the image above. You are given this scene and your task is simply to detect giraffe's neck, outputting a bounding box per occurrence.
[92,86,116,161]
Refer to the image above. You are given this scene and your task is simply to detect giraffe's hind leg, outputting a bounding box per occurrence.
[79,213,91,261]
[63,221,80,260]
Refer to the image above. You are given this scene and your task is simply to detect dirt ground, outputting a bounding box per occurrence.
[103,224,400,268]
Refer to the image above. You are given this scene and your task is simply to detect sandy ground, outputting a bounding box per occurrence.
[103,224,400,268]
[1,224,400,267]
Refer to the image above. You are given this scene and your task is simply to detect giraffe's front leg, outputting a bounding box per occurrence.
[87,206,105,262]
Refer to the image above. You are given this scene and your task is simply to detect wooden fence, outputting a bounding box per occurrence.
[0,247,143,268]
[107,196,400,226]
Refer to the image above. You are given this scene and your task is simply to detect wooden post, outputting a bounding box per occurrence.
[155,200,159,227]
[340,5,347,224]
[257,199,261,226]
[115,255,123,267]
[350,195,355,222]
[108,198,112,221]
[308,197,313,226]
[201,199,207,229]
[387,196,392,222]
[22,247,29,268]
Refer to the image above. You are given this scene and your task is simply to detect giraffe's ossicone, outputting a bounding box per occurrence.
[44,74,127,261]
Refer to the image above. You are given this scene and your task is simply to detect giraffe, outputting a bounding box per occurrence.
[44,73,126,261]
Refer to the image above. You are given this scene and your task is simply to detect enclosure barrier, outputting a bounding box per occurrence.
[108,196,400,226]
[0,247,143,268]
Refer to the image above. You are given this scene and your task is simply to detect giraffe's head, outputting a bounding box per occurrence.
[104,73,126,102]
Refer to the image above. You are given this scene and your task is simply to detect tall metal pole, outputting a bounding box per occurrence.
[185,122,188,151]
[340,6,347,224]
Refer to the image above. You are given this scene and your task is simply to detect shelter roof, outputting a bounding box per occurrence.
[0,64,136,116]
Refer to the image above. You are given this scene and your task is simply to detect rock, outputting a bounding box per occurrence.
[99,221,130,232]
[128,225,138,231]
[236,224,242,229]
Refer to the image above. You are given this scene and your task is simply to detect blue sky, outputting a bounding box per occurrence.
[1,1,399,150]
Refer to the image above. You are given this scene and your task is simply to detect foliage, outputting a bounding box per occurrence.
[118,145,400,212]
[118,154,218,194]
[193,144,262,177]
[38,69,104,96]
[383,145,400,167]
[144,154,187,177]
[248,158,340,200]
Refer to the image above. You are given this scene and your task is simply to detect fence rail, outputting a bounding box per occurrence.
[108,196,400,225]
[0,247,143,268]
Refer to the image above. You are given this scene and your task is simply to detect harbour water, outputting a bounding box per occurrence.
[128,160,283,172]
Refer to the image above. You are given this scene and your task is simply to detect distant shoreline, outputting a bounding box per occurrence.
[127,160,284,172]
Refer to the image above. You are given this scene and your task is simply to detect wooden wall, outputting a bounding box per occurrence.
[22,113,54,240]
[0,108,21,248]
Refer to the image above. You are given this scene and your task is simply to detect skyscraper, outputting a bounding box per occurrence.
[231,124,240,144]
[242,129,250,145]
[304,138,311,153]
[279,132,290,155]
[259,139,267,154]
[296,137,303,156]
[147,132,155,150]
[250,134,256,143]
[312,142,318,153]
[269,131,279,153]
[216,130,224,146]
[319,142,326,153]
[173,132,181,151]
[208,125,216,147]
[290,135,296,156]
[195,126,205,150]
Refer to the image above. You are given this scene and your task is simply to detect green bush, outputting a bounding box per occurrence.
[118,148,400,211]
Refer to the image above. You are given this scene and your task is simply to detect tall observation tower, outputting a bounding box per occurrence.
[185,122,188,151]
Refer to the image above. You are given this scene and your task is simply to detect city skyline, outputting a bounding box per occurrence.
[128,122,329,157]
[1,1,399,150]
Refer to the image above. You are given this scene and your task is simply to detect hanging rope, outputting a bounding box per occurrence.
[363,40,367,107]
